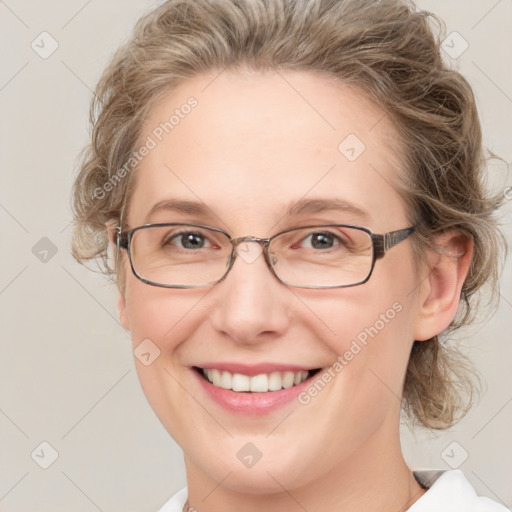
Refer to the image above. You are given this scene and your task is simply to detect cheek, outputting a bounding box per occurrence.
[122,281,207,436]
[305,286,410,354]
[302,272,417,396]
[124,278,203,351]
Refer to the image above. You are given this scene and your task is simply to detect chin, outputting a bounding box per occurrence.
[184,437,318,493]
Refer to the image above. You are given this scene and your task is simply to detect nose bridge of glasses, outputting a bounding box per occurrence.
[231,236,270,265]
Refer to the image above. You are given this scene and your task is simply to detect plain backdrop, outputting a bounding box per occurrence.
[0,1,511,511]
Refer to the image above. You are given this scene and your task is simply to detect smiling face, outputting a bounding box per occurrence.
[117,69,426,496]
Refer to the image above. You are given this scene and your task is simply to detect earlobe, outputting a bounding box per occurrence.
[413,231,473,341]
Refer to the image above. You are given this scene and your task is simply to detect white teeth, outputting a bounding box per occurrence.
[249,373,268,392]
[294,371,306,385]
[282,371,295,389]
[220,371,232,390]
[231,373,250,392]
[201,368,311,392]
[268,371,282,391]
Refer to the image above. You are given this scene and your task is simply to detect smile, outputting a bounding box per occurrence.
[194,367,321,393]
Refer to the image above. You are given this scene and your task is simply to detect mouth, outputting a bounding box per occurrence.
[193,366,322,393]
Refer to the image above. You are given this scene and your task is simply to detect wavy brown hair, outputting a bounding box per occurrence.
[72,0,506,429]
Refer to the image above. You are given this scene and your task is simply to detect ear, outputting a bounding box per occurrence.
[105,219,131,332]
[413,231,473,341]
[105,218,119,246]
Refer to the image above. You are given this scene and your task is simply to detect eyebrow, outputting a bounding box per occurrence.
[144,197,370,224]
[146,199,210,220]
[284,198,370,221]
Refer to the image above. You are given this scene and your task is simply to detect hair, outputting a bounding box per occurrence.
[72,0,506,429]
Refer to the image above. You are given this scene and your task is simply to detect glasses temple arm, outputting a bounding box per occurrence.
[114,228,129,250]
[373,226,416,259]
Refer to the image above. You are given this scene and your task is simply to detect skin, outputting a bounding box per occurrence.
[111,69,472,511]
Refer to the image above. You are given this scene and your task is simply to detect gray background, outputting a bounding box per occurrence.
[0,1,511,510]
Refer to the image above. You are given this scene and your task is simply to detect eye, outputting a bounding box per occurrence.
[165,230,213,250]
[299,231,346,250]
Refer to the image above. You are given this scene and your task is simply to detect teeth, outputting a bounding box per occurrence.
[232,373,250,392]
[282,371,295,389]
[220,370,232,390]
[250,373,268,392]
[201,368,310,392]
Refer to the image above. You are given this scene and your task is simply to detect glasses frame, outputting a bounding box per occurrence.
[115,223,416,289]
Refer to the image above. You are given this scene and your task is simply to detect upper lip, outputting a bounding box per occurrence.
[193,362,320,376]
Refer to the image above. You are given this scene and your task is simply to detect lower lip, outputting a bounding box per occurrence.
[192,368,319,416]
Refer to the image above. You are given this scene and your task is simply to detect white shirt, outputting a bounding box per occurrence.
[157,470,510,512]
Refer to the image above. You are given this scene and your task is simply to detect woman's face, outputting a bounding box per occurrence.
[119,70,425,492]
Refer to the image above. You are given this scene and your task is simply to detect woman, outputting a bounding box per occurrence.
[72,0,508,510]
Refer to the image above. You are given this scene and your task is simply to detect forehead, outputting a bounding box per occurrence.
[128,69,408,233]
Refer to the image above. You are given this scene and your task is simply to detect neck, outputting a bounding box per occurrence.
[182,419,426,512]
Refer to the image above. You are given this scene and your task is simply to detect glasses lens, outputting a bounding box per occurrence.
[130,225,232,287]
[270,226,373,287]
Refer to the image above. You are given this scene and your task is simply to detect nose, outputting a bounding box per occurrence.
[209,241,291,345]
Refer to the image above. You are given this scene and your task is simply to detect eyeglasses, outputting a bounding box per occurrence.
[115,223,416,289]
